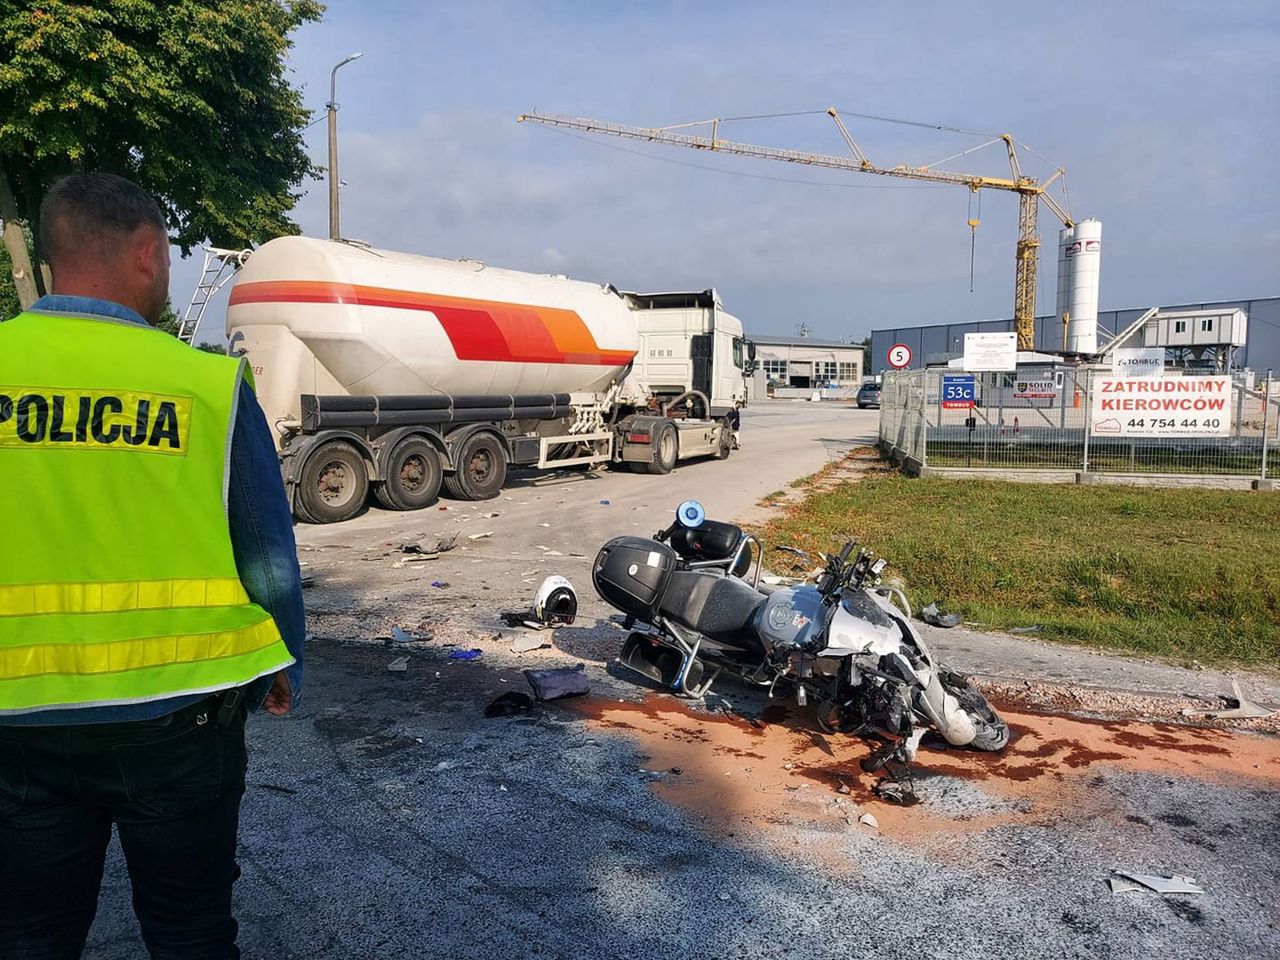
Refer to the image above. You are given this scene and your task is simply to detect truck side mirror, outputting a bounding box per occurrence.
[747,341,757,361]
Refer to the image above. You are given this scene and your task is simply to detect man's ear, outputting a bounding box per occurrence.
[134,228,162,283]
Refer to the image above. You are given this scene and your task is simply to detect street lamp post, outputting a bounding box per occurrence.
[327,52,363,240]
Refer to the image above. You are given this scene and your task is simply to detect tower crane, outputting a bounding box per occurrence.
[518,109,1075,352]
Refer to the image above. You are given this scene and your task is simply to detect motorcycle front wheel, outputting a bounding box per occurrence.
[940,671,1010,752]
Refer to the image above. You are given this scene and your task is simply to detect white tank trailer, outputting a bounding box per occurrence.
[1055,218,1103,354]
[225,237,752,523]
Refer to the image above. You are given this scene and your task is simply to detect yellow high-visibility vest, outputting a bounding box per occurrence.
[0,309,293,715]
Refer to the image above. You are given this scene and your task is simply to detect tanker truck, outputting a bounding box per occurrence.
[225,236,753,523]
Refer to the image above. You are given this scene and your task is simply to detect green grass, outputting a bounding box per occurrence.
[752,471,1280,667]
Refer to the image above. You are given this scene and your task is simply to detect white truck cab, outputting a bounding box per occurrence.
[620,289,753,417]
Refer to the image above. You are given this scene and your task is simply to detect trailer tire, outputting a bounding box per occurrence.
[374,436,443,512]
[296,440,369,524]
[645,421,678,475]
[443,432,508,500]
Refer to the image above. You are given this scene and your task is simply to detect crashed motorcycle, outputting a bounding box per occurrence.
[592,501,1009,800]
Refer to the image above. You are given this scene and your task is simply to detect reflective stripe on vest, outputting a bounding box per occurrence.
[0,310,293,715]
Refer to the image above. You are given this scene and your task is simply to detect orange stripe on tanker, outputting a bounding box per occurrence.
[228,280,636,366]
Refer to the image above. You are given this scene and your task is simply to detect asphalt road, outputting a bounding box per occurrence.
[80,401,1280,959]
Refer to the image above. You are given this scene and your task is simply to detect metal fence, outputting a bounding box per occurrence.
[879,368,1279,482]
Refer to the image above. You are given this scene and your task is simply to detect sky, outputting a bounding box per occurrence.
[172,0,1280,345]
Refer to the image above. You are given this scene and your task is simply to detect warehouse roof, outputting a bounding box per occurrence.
[748,334,862,348]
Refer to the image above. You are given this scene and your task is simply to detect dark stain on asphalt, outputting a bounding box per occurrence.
[1108,727,1232,756]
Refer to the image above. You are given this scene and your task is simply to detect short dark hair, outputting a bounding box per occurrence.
[39,172,167,266]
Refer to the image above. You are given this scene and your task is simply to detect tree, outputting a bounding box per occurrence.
[0,0,323,308]
[0,236,21,319]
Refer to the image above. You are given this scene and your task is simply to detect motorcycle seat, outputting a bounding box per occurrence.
[659,570,767,651]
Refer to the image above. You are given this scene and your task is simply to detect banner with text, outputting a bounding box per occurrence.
[1090,376,1231,437]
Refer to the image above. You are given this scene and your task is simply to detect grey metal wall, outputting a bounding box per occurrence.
[870,295,1280,375]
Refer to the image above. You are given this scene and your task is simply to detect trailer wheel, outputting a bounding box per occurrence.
[297,440,369,524]
[374,436,443,512]
[442,432,508,500]
[646,421,678,475]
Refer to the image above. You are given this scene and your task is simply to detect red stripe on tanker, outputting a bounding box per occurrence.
[229,279,636,366]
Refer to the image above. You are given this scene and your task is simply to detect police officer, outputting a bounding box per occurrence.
[0,173,305,959]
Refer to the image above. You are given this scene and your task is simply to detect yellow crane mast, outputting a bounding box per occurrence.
[518,109,1075,352]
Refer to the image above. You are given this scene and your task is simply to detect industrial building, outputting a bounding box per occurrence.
[870,294,1280,375]
[747,334,865,395]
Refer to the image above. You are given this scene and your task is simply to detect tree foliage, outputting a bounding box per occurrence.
[0,237,21,318]
[0,0,323,275]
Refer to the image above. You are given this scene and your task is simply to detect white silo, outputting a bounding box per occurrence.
[1055,225,1074,350]
[1062,219,1102,354]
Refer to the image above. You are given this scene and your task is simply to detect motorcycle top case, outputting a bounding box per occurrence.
[593,537,677,620]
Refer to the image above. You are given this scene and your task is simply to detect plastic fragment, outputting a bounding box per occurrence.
[920,603,962,629]
[1110,873,1203,895]
[512,633,550,653]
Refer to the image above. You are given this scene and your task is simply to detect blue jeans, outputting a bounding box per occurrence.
[0,696,248,959]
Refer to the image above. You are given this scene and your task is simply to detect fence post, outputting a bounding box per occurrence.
[1081,369,1092,475]
[919,370,929,467]
[1263,369,1273,482]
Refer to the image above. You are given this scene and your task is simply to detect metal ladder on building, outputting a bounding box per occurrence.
[177,247,252,344]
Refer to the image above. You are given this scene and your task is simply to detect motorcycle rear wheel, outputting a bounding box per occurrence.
[940,671,1009,752]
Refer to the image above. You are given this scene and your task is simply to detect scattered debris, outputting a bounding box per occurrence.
[1181,680,1275,720]
[467,531,494,541]
[873,778,920,806]
[449,649,483,661]
[599,499,610,505]
[524,664,591,702]
[1008,624,1043,635]
[539,522,551,528]
[391,626,415,644]
[512,633,550,654]
[432,760,460,772]
[1109,873,1204,895]
[299,568,314,588]
[484,692,535,717]
[775,545,807,557]
[920,603,962,629]
[836,782,851,795]
[858,813,879,829]
[395,553,439,567]
[669,767,683,775]
[387,656,409,672]
[717,892,731,902]
[256,783,298,795]
[431,581,450,588]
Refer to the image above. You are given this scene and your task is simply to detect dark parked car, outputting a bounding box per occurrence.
[856,382,882,409]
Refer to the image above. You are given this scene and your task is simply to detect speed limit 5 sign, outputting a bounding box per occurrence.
[887,343,912,369]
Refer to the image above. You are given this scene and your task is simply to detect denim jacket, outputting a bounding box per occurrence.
[1,295,305,725]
